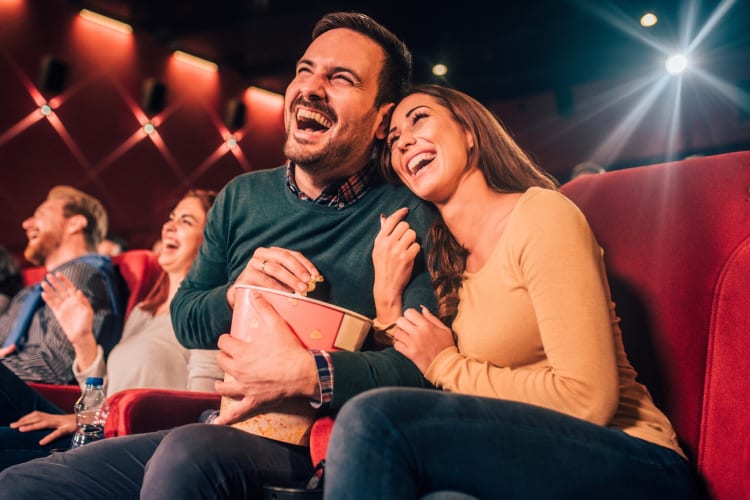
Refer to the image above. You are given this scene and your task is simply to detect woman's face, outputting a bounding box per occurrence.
[157,196,206,275]
[386,93,474,204]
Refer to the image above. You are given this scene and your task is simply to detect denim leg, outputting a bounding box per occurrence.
[324,388,698,500]
[0,363,64,424]
[0,362,70,469]
[141,423,314,500]
[0,426,72,470]
[0,429,169,500]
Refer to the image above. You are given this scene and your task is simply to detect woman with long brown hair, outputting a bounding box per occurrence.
[326,85,697,499]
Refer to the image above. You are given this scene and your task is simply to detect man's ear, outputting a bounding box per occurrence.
[374,102,395,140]
[65,214,88,236]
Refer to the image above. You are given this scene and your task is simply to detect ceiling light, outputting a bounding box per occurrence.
[173,50,218,72]
[640,12,658,27]
[432,64,448,77]
[665,54,688,75]
[79,9,132,35]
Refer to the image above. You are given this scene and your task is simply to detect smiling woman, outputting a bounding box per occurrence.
[323,85,698,499]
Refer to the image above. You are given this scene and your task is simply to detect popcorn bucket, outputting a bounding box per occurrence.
[220,285,372,445]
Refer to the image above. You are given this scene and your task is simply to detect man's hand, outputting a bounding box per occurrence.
[213,290,318,425]
[10,411,77,446]
[226,247,321,309]
[0,344,16,357]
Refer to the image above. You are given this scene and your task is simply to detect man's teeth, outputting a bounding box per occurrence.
[296,109,332,129]
[407,153,436,175]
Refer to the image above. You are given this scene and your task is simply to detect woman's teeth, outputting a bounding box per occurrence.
[407,153,435,175]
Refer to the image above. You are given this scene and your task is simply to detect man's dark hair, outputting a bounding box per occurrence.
[312,12,412,106]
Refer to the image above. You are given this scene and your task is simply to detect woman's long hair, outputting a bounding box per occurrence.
[140,189,217,315]
[380,84,558,326]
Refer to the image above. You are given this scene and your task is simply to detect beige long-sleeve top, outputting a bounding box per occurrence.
[73,306,222,396]
[424,187,685,458]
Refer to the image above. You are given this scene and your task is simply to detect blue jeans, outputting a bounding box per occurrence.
[0,423,314,499]
[324,388,699,500]
[0,363,70,469]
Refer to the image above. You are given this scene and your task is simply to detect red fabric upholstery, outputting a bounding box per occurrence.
[20,267,46,286]
[561,151,750,499]
[310,415,335,466]
[27,382,81,410]
[306,152,750,499]
[104,388,220,437]
[111,249,162,318]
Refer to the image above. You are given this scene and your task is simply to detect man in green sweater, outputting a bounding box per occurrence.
[0,12,437,498]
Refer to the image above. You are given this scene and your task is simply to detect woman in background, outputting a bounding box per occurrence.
[0,189,223,468]
[325,85,697,499]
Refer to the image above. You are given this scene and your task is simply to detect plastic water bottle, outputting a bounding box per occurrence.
[70,376,109,449]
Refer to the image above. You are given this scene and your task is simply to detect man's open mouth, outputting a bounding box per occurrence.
[296,108,333,132]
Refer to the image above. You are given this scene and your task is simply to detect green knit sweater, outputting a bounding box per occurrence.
[172,166,437,408]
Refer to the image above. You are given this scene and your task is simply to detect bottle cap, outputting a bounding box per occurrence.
[84,376,104,386]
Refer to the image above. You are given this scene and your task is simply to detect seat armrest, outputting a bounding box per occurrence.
[104,388,221,437]
[310,415,335,466]
[27,382,81,411]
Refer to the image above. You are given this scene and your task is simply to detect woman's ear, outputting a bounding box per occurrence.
[374,102,395,140]
[465,130,475,151]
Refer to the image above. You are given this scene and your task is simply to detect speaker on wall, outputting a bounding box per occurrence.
[38,55,68,95]
[225,98,247,131]
[142,79,167,115]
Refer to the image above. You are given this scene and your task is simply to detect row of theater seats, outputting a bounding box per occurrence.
[19,151,750,498]
[22,249,221,436]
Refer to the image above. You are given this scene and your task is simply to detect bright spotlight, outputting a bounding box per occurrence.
[665,54,688,75]
[432,64,448,77]
[143,122,156,134]
[640,12,658,27]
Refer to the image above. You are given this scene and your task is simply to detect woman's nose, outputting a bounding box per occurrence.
[397,132,415,152]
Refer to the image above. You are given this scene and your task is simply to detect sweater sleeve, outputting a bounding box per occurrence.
[72,344,105,389]
[328,348,433,408]
[424,190,620,425]
[171,186,234,348]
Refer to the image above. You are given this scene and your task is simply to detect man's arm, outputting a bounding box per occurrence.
[328,348,433,408]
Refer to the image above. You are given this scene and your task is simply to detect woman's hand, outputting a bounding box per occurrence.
[41,272,95,347]
[10,411,76,446]
[372,208,421,324]
[392,306,455,373]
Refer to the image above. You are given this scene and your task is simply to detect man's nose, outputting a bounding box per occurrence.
[299,74,326,100]
[22,216,34,230]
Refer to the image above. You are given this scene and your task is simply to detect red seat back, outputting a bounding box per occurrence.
[112,249,162,318]
[561,151,750,499]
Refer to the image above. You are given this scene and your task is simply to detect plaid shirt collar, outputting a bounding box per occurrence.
[286,161,377,209]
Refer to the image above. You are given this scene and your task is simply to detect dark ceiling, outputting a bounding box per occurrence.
[65,0,750,103]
